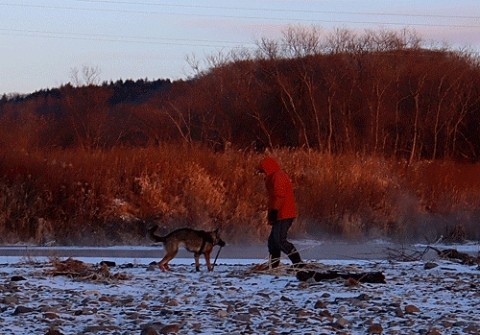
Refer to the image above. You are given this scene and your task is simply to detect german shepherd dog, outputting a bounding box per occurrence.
[148,226,226,272]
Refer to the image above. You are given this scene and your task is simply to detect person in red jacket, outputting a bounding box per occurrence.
[257,156,303,268]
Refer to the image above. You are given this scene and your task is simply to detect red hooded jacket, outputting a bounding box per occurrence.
[258,157,297,220]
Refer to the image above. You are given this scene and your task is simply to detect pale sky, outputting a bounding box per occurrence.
[1,0,479,95]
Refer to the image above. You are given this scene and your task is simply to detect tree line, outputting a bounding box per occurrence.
[1,27,480,162]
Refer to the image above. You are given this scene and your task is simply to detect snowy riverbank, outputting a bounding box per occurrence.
[0,241,478,334]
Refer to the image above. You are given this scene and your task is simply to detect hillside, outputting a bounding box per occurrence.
[1,29,480,244]
[2,34,480,161]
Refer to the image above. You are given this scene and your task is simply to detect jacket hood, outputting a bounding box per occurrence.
[258,156,281,176]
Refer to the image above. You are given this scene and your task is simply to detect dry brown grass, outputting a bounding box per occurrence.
[1,145,479,245]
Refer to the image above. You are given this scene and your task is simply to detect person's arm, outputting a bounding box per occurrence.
[269,172,288,219]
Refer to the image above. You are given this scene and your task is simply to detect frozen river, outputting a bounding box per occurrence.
[0,239,477,261]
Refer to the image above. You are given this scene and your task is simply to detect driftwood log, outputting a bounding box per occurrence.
[296,270,386,283]
[248,263,386,283]
[428,246,479,265]
[45,258,129,281]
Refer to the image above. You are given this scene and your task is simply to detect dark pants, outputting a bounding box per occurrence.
[268,218,296,259]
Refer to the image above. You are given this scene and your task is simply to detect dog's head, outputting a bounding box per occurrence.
[211,228,226,247]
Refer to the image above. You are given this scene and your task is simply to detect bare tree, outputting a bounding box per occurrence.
[408,73,427,165]
[163,103,193,146]
[255,37,280,60]
[70,65,101,86]
[281,25,321,57]
[325,28,357,54]
[185,53,203,77]
[302,71,322,149]
[275,71,311,149]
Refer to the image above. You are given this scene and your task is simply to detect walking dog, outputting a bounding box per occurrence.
[148,226,226,271]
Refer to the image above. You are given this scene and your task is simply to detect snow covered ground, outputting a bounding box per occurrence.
[0,241,478,334]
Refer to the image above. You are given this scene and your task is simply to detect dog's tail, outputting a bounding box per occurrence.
[148,226,166,243]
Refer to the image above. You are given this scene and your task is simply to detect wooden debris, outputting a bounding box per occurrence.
[296,269,386,283]
[45,257,129,282]
[248,261,386,283]
[428,246,479,266]
[386,245,428,262]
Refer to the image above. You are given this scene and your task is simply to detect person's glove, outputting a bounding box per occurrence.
[267,209,278,223]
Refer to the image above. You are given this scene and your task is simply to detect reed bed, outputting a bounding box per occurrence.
[1,145,479,245]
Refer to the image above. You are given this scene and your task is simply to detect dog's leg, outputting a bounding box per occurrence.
[159,247,178,271]
[159,257,173,271]
[204,252,213,272]
[194,253,201,271]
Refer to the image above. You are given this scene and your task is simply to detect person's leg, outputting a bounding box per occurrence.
[276,219,303,266]
[268,226,281,268]
[275,219,294,253]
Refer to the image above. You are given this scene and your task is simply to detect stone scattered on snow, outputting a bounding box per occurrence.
[0,257,478,334]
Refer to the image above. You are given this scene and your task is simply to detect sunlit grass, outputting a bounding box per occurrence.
[1,146,479,245]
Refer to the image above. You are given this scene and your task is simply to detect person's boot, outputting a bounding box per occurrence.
[288,248,304,268]
[288,248,311,280]
[269,251,281,269]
